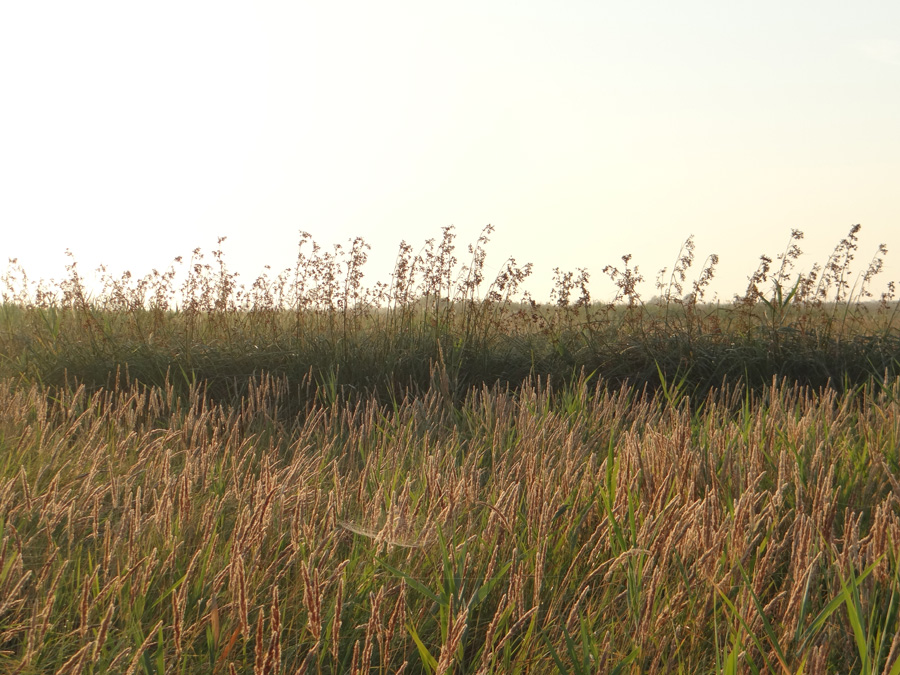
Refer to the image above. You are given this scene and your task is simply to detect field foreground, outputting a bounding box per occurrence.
[2,373,900,673]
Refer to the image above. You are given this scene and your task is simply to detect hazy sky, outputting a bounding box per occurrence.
[2,1,899,303]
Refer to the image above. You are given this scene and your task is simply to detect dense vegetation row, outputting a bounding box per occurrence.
[1,225,897,407]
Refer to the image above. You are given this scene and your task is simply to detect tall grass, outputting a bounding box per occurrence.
[1,225,900,672]
[1,225,898,406]
[1,373,900,672]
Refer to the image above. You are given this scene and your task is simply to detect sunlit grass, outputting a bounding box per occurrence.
[1,373,900,672]
[1,225,899,672]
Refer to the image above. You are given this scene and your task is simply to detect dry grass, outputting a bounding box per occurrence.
[1,371,899,672]
[1,225,898,406]
[1,225,899,672]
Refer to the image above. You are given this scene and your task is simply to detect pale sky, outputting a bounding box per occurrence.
[2,1,899,303]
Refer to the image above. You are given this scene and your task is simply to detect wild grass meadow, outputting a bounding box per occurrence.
[1,225,900,673]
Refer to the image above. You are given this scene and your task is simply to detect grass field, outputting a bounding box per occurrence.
[1,225,900,673]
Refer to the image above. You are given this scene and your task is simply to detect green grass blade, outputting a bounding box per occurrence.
[541,632,571,675]
[407,620,438,674]
[798,558,879,652]
[713,583,777,674]
[738,563,790,672]
[609,648,639,675]
[469,560,512,610]
[376,558,442,605]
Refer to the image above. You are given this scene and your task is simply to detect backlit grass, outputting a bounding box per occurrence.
[1,225,899,672]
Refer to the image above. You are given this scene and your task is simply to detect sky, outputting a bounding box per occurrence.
[1,1,899,304]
